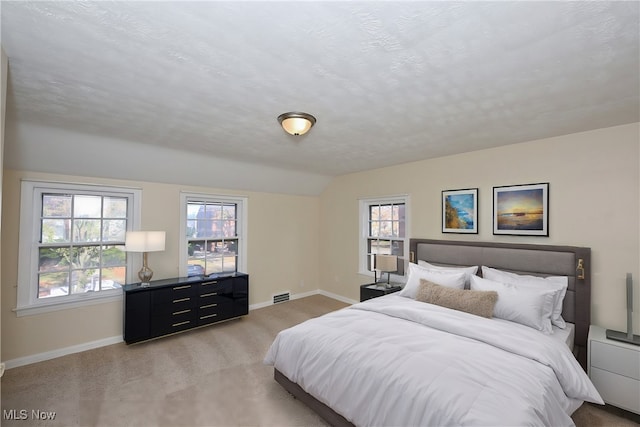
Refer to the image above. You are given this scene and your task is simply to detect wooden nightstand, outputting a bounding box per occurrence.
[360,283,402,302]
[588,325,640,414]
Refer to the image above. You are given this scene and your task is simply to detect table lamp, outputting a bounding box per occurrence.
[375,254,398,288]
[124,231,166,286]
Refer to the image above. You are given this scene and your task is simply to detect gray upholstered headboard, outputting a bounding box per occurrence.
[409,239,591,370]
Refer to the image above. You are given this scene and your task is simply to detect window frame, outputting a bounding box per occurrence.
[358,194,410,283]
[179,192,248,277]
[16,180,141,317]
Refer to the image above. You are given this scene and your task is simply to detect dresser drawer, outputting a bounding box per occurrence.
[152,297,194,315]
[197,308,221,326]
[151,309,197,336]
[198,290,222,305]
[198,301,234,325]
[151,284,197,305]
[590,367,640,413]
[591,340,640,380]
[197,278,233,296]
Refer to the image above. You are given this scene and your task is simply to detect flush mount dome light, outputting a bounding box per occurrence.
[277,112,316,136]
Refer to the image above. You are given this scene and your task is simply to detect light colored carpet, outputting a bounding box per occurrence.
[2,295,638,426]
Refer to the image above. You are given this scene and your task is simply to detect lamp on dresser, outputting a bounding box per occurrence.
[124,231,166,286]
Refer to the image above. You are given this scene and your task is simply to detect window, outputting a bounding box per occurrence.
[180,193,247,277]
[359,195,409,280]
[17,181,141,316]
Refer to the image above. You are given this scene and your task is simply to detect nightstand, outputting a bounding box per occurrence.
[360,283,402,302]
[588,325,640,414]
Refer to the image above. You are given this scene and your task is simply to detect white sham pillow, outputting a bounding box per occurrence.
[470,275,556,334]
[399,263,466,299]
[417,260,478,288]
[482,266,568,329]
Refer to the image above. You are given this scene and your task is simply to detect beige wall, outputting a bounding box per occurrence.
[2,122,638,364]
[320,123,640,332]
[1,170,319,362]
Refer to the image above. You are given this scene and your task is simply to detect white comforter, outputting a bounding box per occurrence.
[264,295,603,427]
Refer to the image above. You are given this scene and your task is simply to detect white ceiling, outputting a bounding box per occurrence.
[2,1,639,177]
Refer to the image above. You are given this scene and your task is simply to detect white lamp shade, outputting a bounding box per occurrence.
[375,254,397,272]
[281,117,313,135]
[278,112,316,136]
[124,231,166,252]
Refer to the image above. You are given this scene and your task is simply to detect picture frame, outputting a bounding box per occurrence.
[442,188,478,234]
[493,183,549,236]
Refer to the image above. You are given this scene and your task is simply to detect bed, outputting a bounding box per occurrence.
[264,239,604,426]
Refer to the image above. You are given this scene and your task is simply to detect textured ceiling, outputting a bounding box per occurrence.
[2,1,639,176]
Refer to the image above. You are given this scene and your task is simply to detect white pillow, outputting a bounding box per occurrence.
[418,260,478,288]
[482,266,568,329]
[470,275,556,334]
[399,263,466,299]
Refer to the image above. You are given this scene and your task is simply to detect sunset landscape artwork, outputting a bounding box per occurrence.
[493,183,548,236]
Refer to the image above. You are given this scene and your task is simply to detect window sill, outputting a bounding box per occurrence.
[14,291,123,317]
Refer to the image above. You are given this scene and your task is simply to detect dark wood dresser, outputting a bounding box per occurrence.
[123,273,249,344]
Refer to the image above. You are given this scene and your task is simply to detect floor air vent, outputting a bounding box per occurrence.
[273,292,290,304]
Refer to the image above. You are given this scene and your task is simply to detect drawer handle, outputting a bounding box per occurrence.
[173,297,191,303]
[172,309,191,315]
[173,285,192,290]
[201,303,218,309]
[172,321,191,327]
[201,292,218,298]
[201,281,218,286]
[200,314,217,320]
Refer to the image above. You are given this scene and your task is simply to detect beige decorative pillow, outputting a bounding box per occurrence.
[416,279,498,318]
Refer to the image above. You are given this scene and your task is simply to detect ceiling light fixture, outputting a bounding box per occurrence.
[278,112,316,136]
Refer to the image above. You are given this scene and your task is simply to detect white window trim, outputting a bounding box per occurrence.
[179,192,248,277]
[358,194,410,283]
[15,180,141,317]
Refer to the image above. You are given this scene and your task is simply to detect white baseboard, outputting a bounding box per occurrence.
[3,335,123,370]
[4,290,356,370]
[249,289,356,310]
[318,289,358,305]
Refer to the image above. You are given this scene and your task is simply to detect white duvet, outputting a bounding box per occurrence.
[264,295,603,427]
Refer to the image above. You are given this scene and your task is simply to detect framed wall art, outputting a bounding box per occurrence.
[442,188,478,234]
[493,183,549,236]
